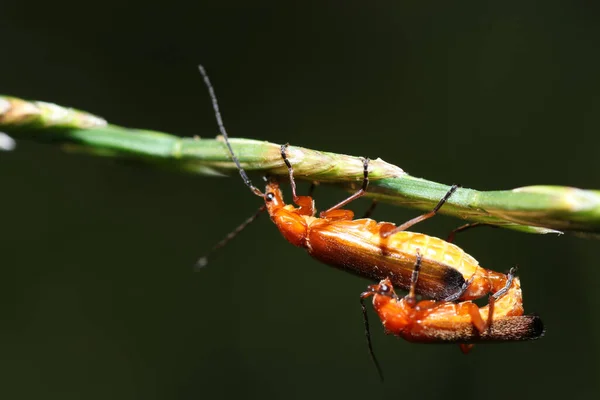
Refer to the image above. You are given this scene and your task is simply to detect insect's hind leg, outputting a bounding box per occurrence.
[457,300,486,355]
[381,184,461,238]
[446,222,501,244]
[470,267,517,339]
[459,293,497,358]
[491,267,517,300]
[320,157,370,219]
[307,182,318,197]
[280,144,315,216]
[361,200,378,219]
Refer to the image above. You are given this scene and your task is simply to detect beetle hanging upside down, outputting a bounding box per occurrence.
[198,64,517,306]
[196,66,544,381]
[359,252,543,379]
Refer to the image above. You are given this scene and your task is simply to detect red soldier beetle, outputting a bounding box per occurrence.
[197,65,518,303]
[360,253,544,380]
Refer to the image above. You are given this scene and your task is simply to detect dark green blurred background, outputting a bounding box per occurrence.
[1,1,599,399]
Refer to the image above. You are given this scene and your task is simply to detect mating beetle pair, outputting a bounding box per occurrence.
[197,65,544,379]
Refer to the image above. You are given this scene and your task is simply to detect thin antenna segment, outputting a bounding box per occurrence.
[198,65,263,197]
[360,295,385,382]
[195,205,267,269]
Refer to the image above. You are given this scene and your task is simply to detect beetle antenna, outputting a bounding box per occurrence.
[360,293,385,382]
[195,205,267,269]
[198,65,263,197]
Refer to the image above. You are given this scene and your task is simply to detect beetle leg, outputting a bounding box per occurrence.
[320,157,370,218]
[307,181,318,197]
[280,144,315,216]
[405,251,423,307]
[491,267,517,300]
[361,200,378,219]
[463,302,487,333]
[446,222,484,243]
[381,184,460,238]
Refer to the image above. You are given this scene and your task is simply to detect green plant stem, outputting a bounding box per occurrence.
[2,95,599,236]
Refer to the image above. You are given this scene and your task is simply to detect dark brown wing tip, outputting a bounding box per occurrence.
[434,267,466,300]
[527,314,546,340]
[411,315,545,343]
[485,315,545,341]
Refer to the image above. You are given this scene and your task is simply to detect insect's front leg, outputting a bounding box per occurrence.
[320,157,370,219]
[280,143,314,216]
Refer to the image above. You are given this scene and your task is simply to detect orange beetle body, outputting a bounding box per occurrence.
[198,66,515,304]
[195,67,543,373]
[264,180,509,301]
[364,277,543,347]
